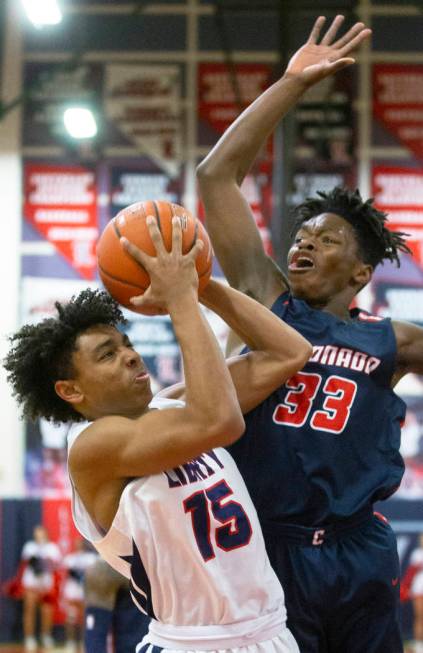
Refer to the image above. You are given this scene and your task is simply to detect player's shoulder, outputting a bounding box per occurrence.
[68,419,92,451]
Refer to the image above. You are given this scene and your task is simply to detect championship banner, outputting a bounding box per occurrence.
[295,68,355,174]
[104,64,183,176]
[198,63,271,135]
[372,166,423,266]
[110,166,181,218]
[42,499,80,557]
[373,64,423,162]
[198,63,273,256]
[24,164,98,280]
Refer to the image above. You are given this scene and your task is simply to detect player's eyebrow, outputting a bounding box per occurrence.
[92,337,116,356]
[297,224,342,236]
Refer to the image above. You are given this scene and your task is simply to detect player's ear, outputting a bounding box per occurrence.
[55,379,84,406]
[351,261,373,288]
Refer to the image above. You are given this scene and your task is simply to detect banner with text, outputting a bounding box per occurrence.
[104,64,183,176]
[373,64,423,162]
[24,164,98,280]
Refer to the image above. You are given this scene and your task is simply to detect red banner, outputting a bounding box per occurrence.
[197,63,274,256]
[373,64,423,162]
[24,164,98,280]
[372,166,423,266]
[42,498,80,557]
[198,63,272,135]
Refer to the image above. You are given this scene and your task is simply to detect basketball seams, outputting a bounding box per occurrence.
[98,262,148,291]
[112,217,122,239]
[97,200,212,314]
[152,201,162,234]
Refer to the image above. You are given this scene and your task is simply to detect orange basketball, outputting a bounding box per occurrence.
[96,200,213,315]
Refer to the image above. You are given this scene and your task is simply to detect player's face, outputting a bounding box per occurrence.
[70,325,153,419]
[287,213,367,305]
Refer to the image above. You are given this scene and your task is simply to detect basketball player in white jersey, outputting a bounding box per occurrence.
[4,216,311,653]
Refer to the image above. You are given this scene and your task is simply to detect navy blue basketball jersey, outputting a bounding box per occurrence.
[228,291,406,526]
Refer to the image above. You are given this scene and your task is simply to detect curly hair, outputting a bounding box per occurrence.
[3,289,127,424]
[291,187,410,268]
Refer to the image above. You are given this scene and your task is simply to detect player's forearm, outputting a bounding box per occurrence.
[168,294,243,433]
[200,279,311,363]
[197,74,307,187]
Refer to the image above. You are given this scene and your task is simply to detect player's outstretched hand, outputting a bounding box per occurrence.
[121,215,203,311]
[286,15,371,86]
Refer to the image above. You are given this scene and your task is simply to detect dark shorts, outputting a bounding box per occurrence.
[114,587,150,652]
[263,512,402,653]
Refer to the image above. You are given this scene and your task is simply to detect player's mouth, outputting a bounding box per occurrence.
[134,370,149,384]
[288,253,315,272]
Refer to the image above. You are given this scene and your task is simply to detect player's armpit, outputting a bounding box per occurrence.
[392,320,423,381]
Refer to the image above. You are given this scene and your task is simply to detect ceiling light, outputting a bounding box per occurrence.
[21,0,62,27]
[63,108,98,140]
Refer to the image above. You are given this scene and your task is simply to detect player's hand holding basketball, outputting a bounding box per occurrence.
[121,215,204,313]
[285,15,371,86]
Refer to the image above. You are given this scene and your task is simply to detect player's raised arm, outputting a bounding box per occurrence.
[159,276,312,413]
[197,15,371,308]
[200,279,312,414]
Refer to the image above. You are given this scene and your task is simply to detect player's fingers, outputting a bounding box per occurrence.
[120,237,150,267]
[129,288,153,306]
[171,216,183,255]
[336,27,371,57]
[186,238,204,262]
[333,23,370,51]
[307,16,326,44]
[320,15,344,45]
[146,215,167,256]
[325,58,355,74]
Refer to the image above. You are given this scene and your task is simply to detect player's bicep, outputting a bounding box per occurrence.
[200,178,287,305]
[69,410,229,481]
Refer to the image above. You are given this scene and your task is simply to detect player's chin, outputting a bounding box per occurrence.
[288,273,317,295]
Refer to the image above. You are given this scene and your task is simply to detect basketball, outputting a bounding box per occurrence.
[96,200,213,315]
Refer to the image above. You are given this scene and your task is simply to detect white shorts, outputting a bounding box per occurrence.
[411,570,423,597]
[63,578,84,603]
[135,630,299,653]
[22,568,54,593]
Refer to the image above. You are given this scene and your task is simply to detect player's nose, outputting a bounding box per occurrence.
[298,237,315,250]
[124,349,140,367]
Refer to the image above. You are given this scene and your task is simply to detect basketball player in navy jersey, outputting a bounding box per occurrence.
[196,14,423,653]
[4,216,311,653]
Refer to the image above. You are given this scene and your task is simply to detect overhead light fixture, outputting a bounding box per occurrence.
[63,108,98,139]
[21,0,62,27]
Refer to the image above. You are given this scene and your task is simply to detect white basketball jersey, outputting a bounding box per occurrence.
[68,398,287,648]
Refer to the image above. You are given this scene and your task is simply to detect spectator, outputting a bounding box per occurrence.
[21,525,61,651]
[62,539,98,652]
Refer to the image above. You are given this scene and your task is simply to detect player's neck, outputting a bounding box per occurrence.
[306,295,354,322]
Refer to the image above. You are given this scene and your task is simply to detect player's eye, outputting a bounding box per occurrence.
[100,350,114,360]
